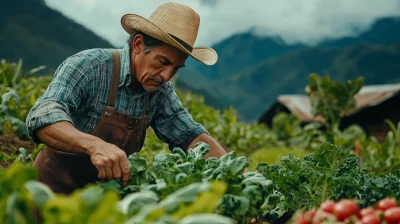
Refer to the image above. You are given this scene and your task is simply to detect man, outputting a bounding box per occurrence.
[26,2,227,195]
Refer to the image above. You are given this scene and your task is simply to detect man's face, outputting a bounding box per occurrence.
[131,35,188,92]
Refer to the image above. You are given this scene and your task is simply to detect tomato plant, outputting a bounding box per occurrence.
[293,198,399,224]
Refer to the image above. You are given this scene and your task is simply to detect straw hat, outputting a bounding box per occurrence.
[121,2,218,66]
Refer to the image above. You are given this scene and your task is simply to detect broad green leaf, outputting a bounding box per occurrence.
[187,142,210,163]
[25,180,55,209]
[160,182,211,210]
[118,191,158,215]
[218,194,250,217]
[79,186,105,208]
[312,143,345,169]
[86,191,124,224]
[4,162,37,189]
[178,214,234,224]
[98,179,121,193]
[42,195,81,224]
[128,155,148,173]
[174,162,192,174]
[171,181,227,220]
[173,147,187,161]
[5,192,18,224]
[175,173,188,184]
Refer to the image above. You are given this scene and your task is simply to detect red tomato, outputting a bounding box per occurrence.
[304,209,316,221]
[384,207,400,224]
[360,207,375,217]
[378,198,397,211]
[320,200,335,213]
[295,214,310,224]
[334,199,360,221]
[361,214,380,224]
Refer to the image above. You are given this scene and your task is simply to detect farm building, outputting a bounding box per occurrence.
[258,83,400,142]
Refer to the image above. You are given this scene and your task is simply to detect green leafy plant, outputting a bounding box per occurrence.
[256,143,400,219]
[0,59,48,138]
[100,142,284,223]
[0,162,37,224]
[306,74,364,142]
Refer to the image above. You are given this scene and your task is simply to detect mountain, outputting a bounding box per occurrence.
[0,0,114,72]
[186,32,306,80]
[220,43,400,120]
[319,17,400,48]
[1,1,399,122]
[177,17,400,121]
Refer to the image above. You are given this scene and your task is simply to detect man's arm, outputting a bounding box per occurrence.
[151,83,215,153]
[26,53,130,185]
[187,133,227,159]
[36,121,130,185]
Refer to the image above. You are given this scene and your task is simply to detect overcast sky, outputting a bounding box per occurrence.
[44,0,400,47]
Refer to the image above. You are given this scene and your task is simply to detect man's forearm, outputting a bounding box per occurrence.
[187,133,227,159]
[36,121,99,154]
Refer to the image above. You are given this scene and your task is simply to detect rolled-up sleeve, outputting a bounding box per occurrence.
[151,85,209,151]
[26,55,92,144]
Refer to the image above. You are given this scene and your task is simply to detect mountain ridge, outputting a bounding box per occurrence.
[177,16,400,121]
[0,0,114,72]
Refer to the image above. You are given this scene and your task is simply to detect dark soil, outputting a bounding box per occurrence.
[0,135,34,167]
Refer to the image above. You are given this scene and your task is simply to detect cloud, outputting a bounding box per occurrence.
[200,0,217,7]
[44,0,400,47]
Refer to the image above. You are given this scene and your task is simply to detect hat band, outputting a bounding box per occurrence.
[168,33,193,52]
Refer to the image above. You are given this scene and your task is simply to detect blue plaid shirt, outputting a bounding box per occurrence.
[26,45,208,151]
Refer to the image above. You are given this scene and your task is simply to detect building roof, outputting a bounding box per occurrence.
[275,83,400,121]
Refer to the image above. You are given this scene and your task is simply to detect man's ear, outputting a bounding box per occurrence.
[133,34,144,54]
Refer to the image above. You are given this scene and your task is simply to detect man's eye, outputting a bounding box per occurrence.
[160,60,168,65]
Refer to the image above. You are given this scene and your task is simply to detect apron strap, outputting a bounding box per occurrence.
[108,50,121,107]
[143,92,150,116]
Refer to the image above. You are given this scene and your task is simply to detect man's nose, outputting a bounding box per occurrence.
[160,68,174,81]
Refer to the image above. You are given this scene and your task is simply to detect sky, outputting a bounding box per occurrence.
[44,0,400,47]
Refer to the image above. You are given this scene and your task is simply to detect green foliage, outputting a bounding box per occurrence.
[99,142,282,223]
[272,112,302,141]
[0,59,50,138]
[1,143,400,224]
[41,186,124,224]
[2,55,400,223]
[248,147,310,170]
[256,143,400,216]
[358,120,400,173]
[141,89,276,157]
[178,90,276,155]
[126,181,228,223]
[0,162,37,224]
[0,145,271,223]
[306,74,364,136]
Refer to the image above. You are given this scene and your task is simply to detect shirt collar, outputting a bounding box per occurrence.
[117,45,132,88]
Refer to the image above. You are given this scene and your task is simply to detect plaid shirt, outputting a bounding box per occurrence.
[26,45,208,151]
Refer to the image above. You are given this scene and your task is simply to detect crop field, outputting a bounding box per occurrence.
[1,59,400,223]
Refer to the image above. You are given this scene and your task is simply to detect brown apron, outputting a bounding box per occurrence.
[32,50,150,221]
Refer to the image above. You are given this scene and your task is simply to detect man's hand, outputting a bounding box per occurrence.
[36,121,131,185]
[87,142,130,186]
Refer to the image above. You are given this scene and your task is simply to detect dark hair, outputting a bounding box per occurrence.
[127,30,164,54]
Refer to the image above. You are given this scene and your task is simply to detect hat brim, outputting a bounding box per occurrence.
[121,14,217,66]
